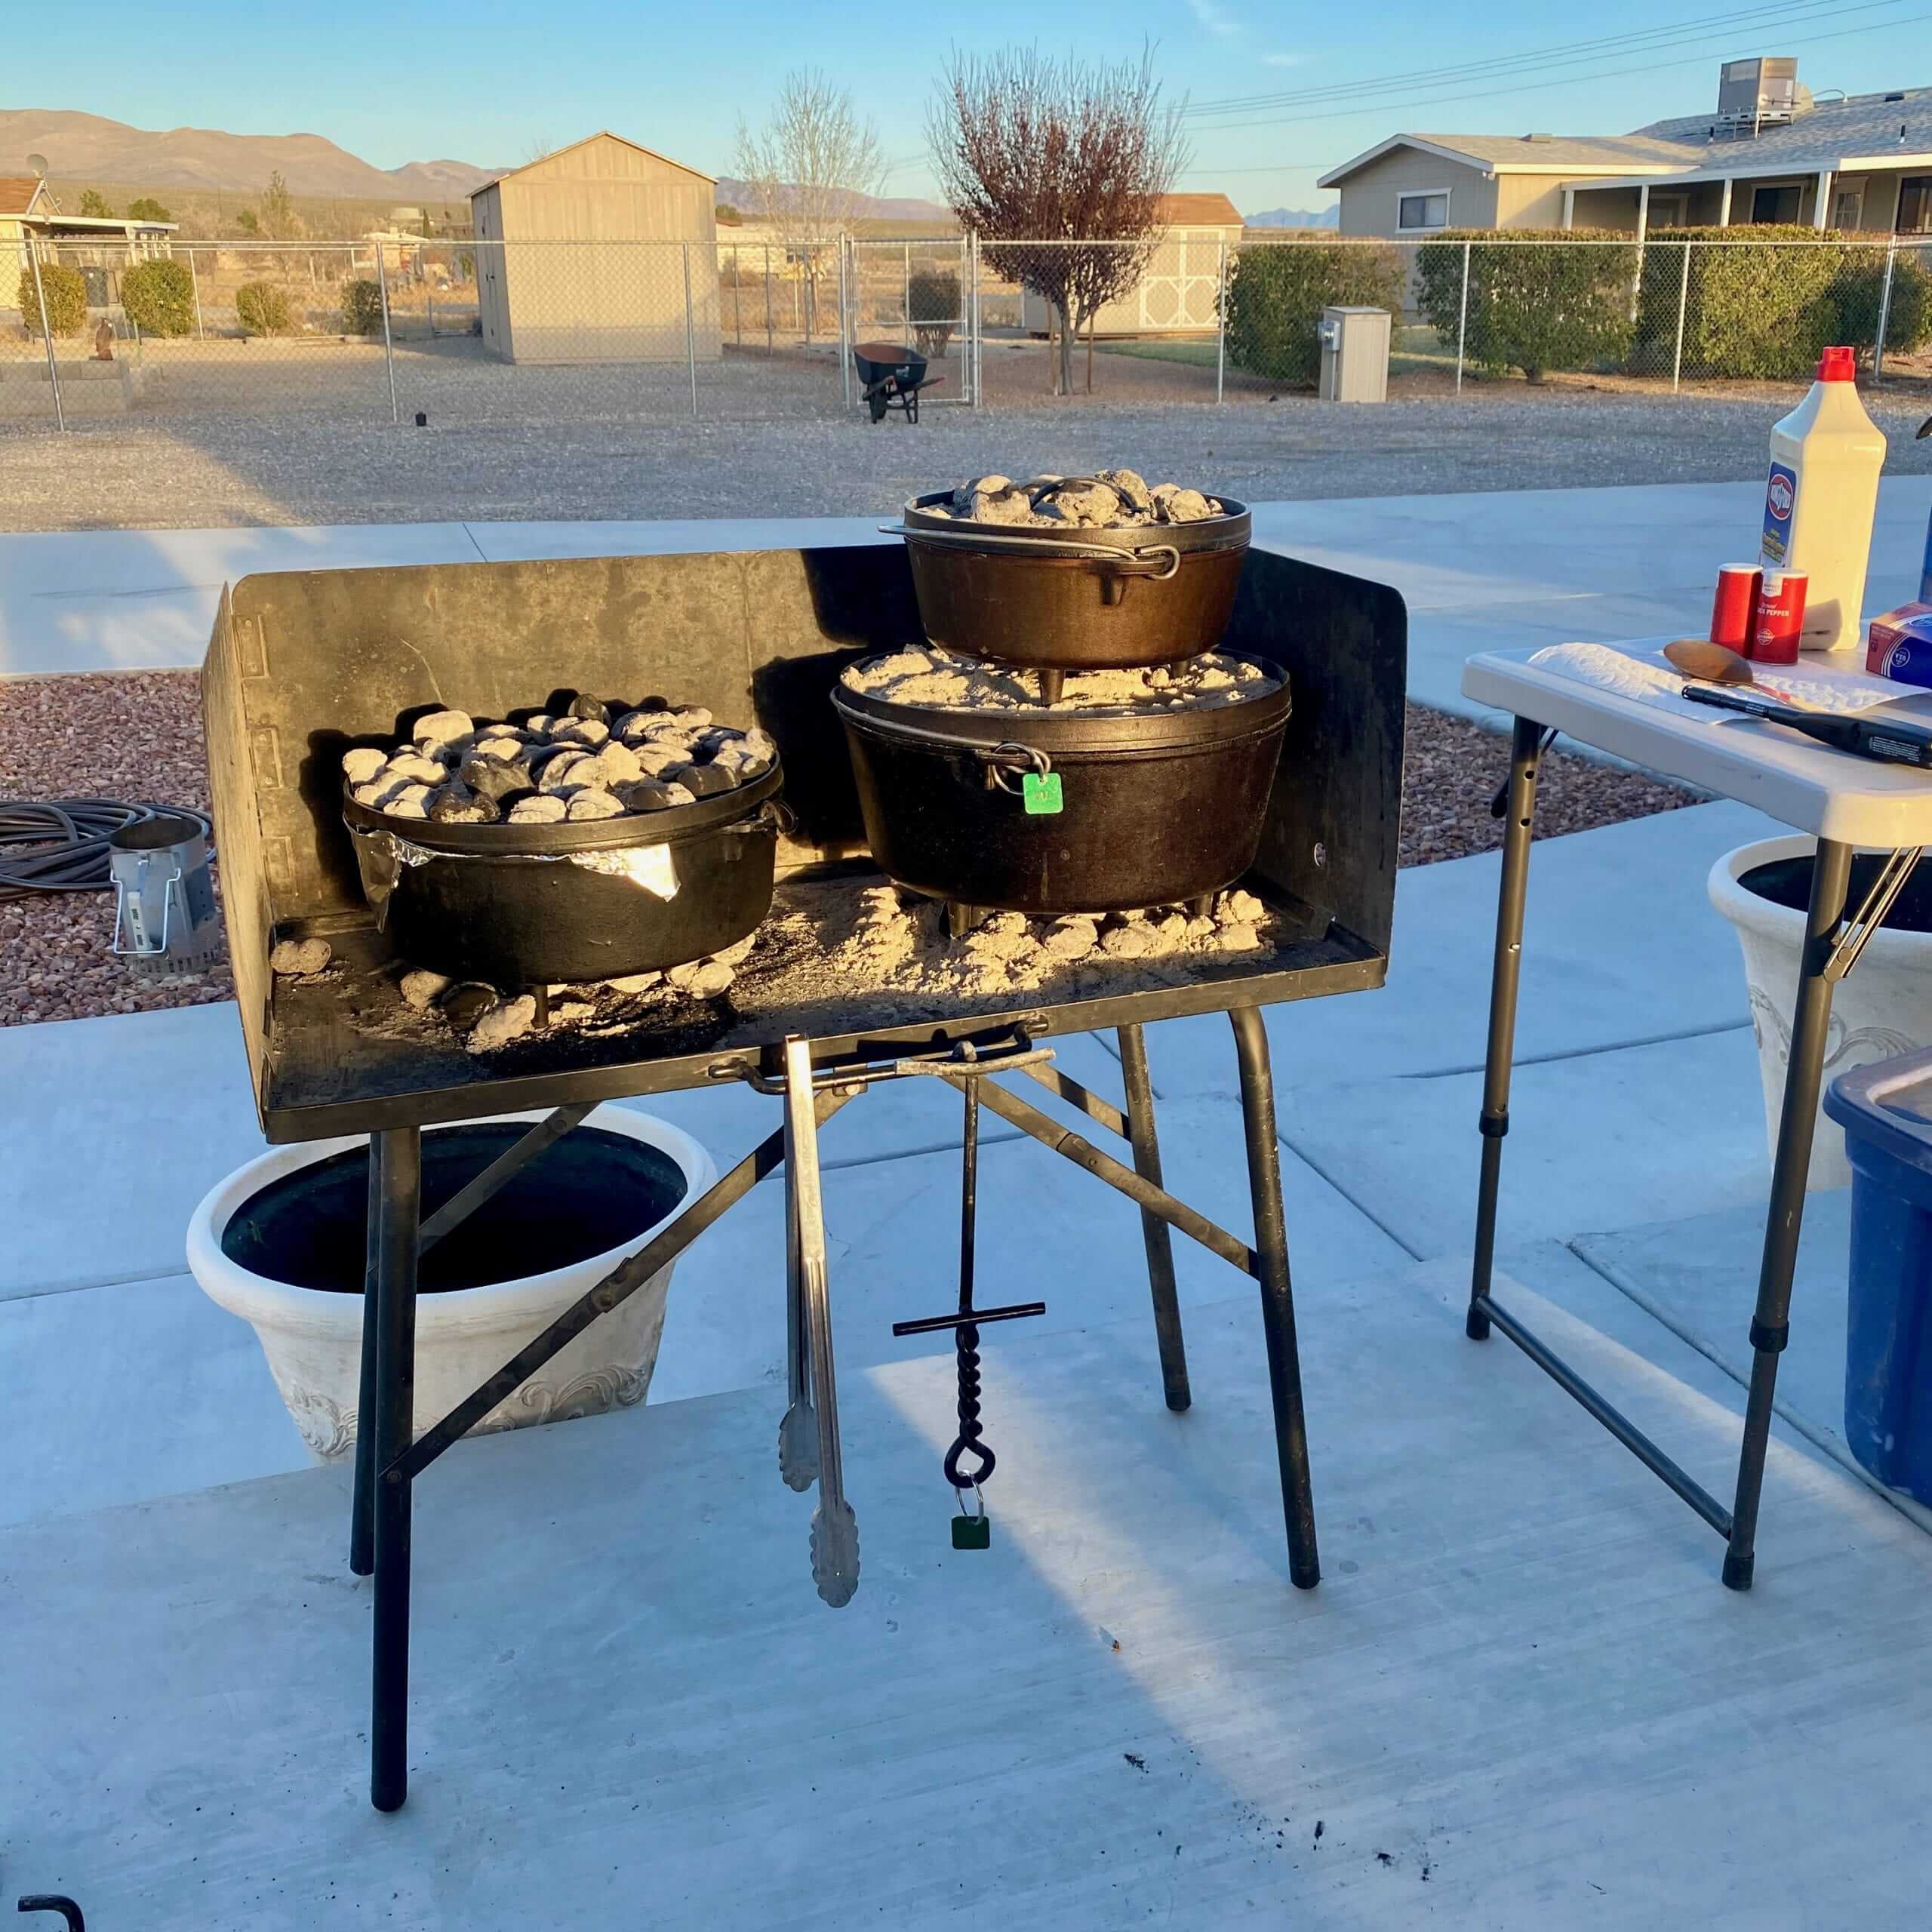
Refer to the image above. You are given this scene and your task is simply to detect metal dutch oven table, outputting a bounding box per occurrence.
[1460,642,1932,1591]
[203,541,1407,1811]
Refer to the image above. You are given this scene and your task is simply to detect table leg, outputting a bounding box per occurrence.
[1466,715,1546,1342]
[369,1126,422,1812]
[1117,1023,1191,1412]
[1723,837,1853,1592]
[349,1138,382,1576]
[1230,1005,1318,1589]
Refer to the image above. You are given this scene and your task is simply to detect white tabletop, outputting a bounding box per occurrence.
[1463,640,1932,846]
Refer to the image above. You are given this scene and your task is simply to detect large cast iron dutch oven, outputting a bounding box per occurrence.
[832,658,1288,915]
[885,478,1251,675]
[342,761,783,986]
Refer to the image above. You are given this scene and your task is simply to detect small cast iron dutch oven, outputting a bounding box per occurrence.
[342,761,784,986]
[885,478,1251,675]
[832,657,1288,915]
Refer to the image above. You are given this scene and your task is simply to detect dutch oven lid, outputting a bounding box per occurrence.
[832,656,1288,757]
[341,757,782,856]
[899,484,1251,558]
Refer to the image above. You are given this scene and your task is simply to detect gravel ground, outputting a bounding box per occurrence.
[0,674,1692,1026]
[1,337,1926,530]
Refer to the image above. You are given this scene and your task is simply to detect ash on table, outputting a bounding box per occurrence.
[925,469,1224,530]
[340,694,776,826]
[844,647,1278,715]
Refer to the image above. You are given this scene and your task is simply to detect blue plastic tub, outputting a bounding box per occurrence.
[1823,1047,1932,1502]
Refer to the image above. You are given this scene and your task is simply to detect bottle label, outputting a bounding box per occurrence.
[1761,461,1797,565]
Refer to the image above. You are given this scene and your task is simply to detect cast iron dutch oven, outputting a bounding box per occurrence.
[886,478,1251,674]
[342,761,783,986]
[832,657,1288,915]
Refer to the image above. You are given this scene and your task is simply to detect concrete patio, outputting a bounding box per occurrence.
[6,497,1932,1927]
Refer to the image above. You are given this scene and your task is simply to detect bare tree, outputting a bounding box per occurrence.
[930,46,1187,395]
[734,69,886,343]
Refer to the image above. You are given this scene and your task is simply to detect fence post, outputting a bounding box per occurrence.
[1454,239,1471,395]
[26,242,66,432]
[764,245,774,356]
[903,239,911,330]
[1215,239,1228,405]
[188,247,205,340]
[682,241,698,420]
[1875,239,1899,380]
[969,232,981,409]
[374,246,400,424]
[1671,240,1691,394]
[732,248,742,348]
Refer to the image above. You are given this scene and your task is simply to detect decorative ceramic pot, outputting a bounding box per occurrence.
[186,1109,715,1458]
[1709,836,1932,1192]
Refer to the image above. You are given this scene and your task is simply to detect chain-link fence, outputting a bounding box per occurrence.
[5,228,1930,432]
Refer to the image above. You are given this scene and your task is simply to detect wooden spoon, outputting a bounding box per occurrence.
[1663,638,1755,685]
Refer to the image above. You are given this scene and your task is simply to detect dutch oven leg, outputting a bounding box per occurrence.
[1229,1007,1320,1589]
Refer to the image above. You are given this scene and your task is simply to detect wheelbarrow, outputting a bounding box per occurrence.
[853,340,943,423]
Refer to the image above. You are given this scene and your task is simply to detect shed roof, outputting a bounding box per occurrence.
[1157,192,1243,226]
[474,131,717,195]
[0,177,48,217]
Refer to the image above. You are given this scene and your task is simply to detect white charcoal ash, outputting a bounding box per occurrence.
[465,994,537,1055]
[399,968,452,1011]
[381,749,449,787]
[508,794,569,824]
[565,788,626,820]
[928,468,1229,531]
[269,937,333,977]
[666,958,736,997]
[340,746,389,786]
[382,783,435,820]
[551,716,611,748]
[411,709,473,750]
[842,646,1278,715]
[604,970,663,994]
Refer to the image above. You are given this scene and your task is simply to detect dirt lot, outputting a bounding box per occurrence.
[0,673,1692,1026]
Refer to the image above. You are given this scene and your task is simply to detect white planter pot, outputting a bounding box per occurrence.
[186,1109,715,1459]
[1709,836,1932,1192]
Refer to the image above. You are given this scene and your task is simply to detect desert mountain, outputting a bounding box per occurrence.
[0,107,499,199]
[1244,206,1340,229]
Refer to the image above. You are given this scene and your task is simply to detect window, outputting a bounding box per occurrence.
[1648,192,1690,229]
[1751,183,1801,223]
[1900,177,1932,234]
[1398,190,1451,232]
[1832,188,1864,229]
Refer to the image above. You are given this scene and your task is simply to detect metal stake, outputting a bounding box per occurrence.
[681,241,698,419]
[369,1126,421,1812]
[1118,1024,1191,1411]
[374,247,399,425]
[26,244,66,432]
[1231,1006,1320,1590]
[1467,714,1544,1339]
[1723,837,1854,1591]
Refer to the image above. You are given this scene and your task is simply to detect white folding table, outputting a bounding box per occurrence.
[1460,642,1932,1589]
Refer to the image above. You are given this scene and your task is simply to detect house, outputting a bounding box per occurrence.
[2,176,176,315]
[469,133,721,365]
[1319,58,1932,242]
[1020,192,1245,337]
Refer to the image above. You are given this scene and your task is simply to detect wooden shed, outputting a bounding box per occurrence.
[469,133,721,365]
[1020,193,1245,338]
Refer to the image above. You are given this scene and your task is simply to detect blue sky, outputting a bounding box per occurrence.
[11,0,1924,210]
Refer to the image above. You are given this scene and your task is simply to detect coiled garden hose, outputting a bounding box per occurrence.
[0,800,213,905]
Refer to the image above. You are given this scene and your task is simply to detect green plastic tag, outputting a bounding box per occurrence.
[952,1513,992,1549]
[1022,771,1063,816]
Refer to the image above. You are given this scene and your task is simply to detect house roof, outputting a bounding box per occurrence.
[0,177,47,217]
[474,131,716,194]
[1321,85,1932,192]
[1156,192,1243,226]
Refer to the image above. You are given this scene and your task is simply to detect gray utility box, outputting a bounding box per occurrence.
[1318,306,1391,404]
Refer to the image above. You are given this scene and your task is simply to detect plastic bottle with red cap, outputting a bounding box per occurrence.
[1758,345,1887,652]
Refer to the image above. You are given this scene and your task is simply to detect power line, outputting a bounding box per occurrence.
[1181,0,1880,117]
[1187,8,1924,134]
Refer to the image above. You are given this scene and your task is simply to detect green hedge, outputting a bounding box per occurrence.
[22,262,87,337]
[340,278,383,335]
[1632,226,1932,378]
[235,281,293,336]
[1222,239,1407,386]
[1418,229,1637,381]
[120,259,195,337]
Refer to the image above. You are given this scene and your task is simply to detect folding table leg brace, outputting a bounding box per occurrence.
[348,1008,1320,1809]
[1463,712,1898,1588]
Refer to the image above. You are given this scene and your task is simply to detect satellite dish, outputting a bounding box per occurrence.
[27,153,49,177]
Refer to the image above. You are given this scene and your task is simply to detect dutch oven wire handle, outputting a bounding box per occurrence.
[982,741,1051,797]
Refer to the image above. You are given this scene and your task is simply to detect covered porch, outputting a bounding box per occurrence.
[1563,164,1932,238]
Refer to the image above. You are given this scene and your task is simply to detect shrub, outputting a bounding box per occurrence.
[340,278,384,335]
[22,262,87,337]
[235,281,293,336]
[1222,239,1406,386]
[1419,229,1637,381]
[1633,226,1853,380]
[126,195,172,223]
[119,259,195,337]
[908,267,961,355]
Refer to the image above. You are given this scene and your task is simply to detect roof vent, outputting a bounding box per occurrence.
[1524,131,1554,143]
[1886,92,1906,102]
